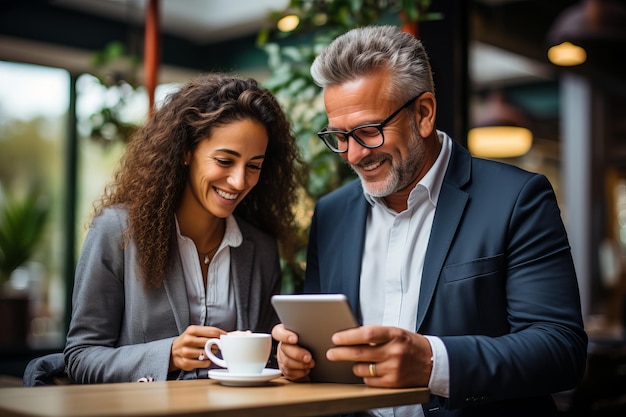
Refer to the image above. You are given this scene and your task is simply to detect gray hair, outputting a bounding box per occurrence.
[310,25,435,102]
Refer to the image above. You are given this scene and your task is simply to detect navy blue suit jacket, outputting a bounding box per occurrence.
[304,141,587,416]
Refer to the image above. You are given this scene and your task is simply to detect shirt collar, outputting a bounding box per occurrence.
[175,214,243,249]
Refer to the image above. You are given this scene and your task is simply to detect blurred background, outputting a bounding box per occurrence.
[1,0,625,412]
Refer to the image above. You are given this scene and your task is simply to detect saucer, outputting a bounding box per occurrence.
[208,368,282,386]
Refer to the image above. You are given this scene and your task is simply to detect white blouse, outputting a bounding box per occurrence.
[175,215,242,330]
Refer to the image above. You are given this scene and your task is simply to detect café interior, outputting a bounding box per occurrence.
[0,0,625,414]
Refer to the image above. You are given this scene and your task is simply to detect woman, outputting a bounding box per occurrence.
[64,73,304,383]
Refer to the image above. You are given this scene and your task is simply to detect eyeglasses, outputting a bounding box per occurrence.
[317,93,423,154]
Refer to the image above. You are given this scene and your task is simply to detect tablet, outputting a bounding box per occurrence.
[271,293,362,384]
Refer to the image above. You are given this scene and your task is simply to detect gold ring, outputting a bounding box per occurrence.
[369,363,376,377]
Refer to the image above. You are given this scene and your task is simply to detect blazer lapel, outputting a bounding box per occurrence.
[417,143,471,330]
[163,253,190,333]
[230,240,253,330]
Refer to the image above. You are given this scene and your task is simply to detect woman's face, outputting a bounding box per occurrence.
[185,118,268,219]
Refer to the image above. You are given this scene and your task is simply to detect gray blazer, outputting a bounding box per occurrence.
[64,206,281,383]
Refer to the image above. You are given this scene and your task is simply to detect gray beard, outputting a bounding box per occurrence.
[353,122,424,198]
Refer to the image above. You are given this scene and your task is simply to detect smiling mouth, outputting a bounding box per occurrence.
[358,159,384,172]
[215,187,240,200]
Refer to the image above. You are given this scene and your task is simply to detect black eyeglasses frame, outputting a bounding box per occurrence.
[317,92,424,154]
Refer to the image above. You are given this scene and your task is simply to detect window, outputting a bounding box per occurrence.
[0,61,70,348]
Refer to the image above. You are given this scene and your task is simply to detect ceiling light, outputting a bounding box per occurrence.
[547,0,626,67]
[547,41,587,66]
[468,91,533,159]
[277,15,300,32]
[468,126,533,159]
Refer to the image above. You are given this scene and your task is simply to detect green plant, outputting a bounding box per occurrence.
[258,0,440,292]
[0,189,50,286]
[88,41,142,146]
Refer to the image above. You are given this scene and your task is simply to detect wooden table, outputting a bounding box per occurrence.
[0,377,430,417]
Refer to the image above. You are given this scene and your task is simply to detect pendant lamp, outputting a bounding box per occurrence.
[468,90,533,159]
[547,0,626,67]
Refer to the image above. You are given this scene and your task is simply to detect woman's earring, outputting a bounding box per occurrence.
[184,160,189,166]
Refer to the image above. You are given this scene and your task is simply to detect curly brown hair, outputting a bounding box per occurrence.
[92,73,305,288]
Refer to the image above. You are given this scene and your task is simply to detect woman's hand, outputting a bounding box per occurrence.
[169,325,226,372]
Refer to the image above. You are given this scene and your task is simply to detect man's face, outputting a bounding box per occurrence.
[323,71,426,197]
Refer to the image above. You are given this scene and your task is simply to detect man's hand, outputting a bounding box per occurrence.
[327,325,433,387]
[272,323,315,381]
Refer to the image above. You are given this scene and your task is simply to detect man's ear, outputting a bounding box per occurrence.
[415,92,436,137]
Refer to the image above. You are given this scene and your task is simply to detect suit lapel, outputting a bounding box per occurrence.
[341,184,369,319]
[416,143,471,330]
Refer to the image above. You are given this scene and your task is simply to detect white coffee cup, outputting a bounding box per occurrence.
[204,332,272,374]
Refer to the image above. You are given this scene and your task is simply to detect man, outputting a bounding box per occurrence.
[272,25,587,416]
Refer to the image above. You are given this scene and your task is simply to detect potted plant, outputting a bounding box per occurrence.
[0,188,49,346]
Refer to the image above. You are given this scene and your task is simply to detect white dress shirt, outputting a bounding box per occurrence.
[359,130,452,417]
[176,215,242,329]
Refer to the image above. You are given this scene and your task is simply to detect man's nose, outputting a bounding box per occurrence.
[342,135,371,164]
